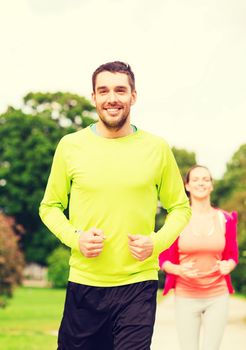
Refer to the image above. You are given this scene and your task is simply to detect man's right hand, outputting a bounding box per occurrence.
[78,228,106,258]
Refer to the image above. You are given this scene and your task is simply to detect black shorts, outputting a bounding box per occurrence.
[57,280,158,350]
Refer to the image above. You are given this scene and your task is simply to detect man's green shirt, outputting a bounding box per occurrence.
[39,126,191,286]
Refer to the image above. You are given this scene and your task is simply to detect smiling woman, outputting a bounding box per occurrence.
[185,166,213,201]
[159,165,239,350]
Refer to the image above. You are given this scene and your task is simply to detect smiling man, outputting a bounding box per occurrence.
[39,61,191,350]
[92,69,136,134]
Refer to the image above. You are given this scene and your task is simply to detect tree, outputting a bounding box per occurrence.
[172,147,196,179]
[23,92,95,129]
[213,144,246,206]
[0,92,96,264]
[47,247,70,288]
[0,213,24,307]
[218,189,246,294]
[214,144,246,243]
[213,144,246,294]
[0,109,68,263]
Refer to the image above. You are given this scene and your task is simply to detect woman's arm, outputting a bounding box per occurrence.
[162,260,199,278]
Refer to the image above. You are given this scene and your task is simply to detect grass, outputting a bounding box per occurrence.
[156,288,164,303]
[0,286,171,349]
[2,286,244,349]
[0,287,66,350]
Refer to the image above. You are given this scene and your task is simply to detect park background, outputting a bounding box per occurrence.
[0,1,245,349]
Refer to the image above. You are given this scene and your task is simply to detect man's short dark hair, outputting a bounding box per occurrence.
[92,61,135,92]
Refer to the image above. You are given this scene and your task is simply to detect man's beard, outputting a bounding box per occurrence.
[98,112,129,131]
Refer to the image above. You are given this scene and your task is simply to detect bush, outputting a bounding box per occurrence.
[231,248,246,295]
[0,213,25,307]
[158,269,165,290]
[47,247,70,288]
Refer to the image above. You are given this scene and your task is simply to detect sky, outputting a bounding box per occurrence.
[1,0,246,179]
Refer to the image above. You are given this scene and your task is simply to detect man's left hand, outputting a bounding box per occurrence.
[128,234,154,261]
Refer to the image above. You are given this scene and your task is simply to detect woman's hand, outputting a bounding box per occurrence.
[216,259,236,275]
[162,261,199,278]
[178,262,199,278]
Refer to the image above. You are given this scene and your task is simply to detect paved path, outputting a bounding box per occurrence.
[151,293,246,350]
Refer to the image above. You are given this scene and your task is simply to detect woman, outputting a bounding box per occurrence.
[159,165,238,350]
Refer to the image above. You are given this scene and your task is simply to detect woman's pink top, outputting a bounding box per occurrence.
[159,210,238,297]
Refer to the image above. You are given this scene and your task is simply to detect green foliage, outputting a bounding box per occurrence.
[213,144,246,206]
[214,144,246,294]
[0,109,69,263]
[23,91,96,129]
[0,92,95,264]
[219,190,246,294]
[0,213,24,307]
[231,254,246,295]
[25,226,60,266]
[172,147,196,179]
[0,109,66,216]
[158,270,165,289]
[47,247,70,288]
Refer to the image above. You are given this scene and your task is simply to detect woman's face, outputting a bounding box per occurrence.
[185,167,213,201]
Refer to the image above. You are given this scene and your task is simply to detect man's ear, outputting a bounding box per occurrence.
[131,90,137,106]
[91,92,96,105]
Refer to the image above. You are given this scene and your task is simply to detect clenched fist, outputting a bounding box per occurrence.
[78,228,106,258]
[128,234,153,261]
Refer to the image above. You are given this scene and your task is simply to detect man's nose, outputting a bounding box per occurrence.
[107,91,118,103]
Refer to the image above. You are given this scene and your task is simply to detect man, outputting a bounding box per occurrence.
[39,61,191,350]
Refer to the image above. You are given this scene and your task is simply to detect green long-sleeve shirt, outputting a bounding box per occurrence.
[39,126,191,286]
